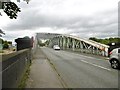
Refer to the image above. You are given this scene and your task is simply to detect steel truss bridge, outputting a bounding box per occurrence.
[36,33,109,57]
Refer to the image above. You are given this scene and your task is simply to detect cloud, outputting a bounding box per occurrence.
[1,0,119,41]
[4,9,117,29]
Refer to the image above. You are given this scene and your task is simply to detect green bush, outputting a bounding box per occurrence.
[3,42,9,49]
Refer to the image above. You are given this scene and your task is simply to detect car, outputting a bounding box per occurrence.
[53,45,60,50]
[109,48,120,69]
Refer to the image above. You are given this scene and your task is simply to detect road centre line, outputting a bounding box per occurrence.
[80,60,111,71]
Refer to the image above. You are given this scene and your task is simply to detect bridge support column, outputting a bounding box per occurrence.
[76,41,80,49]
[70,38,72,49]
[67,38,70,49]
[92,46,95,54]
[102,50,104,56]
[63,37,66,50]
[105,48,108,56]
[72,39,75,51]
[58,37,60,47]
[96,47,99,55]
[80,41,83,52]
[60,36,63,49]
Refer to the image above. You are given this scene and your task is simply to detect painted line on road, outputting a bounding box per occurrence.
[81,60,111,71]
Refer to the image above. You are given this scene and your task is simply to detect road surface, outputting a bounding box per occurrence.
[41,47,118,88]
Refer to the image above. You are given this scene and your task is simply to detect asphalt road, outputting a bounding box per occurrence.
[41,47,118,88]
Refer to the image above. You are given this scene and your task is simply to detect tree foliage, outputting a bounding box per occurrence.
[89,37,120,45]
[0,38,4,43]
[0,38,12,49]
[2,2,21,19]
[0,29,5,37]
[3,40,9,49]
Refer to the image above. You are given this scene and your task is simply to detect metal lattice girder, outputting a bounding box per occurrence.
[58,34,109,56]
[83,42,88,49]
[76,41,80,47]
[36,33,110,56]
[88,45,92,49]
[61,34,109,50]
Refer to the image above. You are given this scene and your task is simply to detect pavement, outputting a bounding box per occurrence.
[26,48,63,88]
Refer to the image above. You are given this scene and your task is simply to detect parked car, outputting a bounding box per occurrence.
[53,45,60,50]
[109,48,120,69]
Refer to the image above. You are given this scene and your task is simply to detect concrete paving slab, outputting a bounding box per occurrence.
[26,48,63,88]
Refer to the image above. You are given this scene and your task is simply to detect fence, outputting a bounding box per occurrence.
[1,48,32,88]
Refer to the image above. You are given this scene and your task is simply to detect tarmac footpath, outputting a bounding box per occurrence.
[26,47,63,88]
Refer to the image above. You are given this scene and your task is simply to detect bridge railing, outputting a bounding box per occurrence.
[1,48,32,88]
[64,48,106,56]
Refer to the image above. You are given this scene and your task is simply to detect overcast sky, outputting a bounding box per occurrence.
[0,0,119,43]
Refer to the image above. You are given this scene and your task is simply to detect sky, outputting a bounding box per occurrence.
[0,0,119,43]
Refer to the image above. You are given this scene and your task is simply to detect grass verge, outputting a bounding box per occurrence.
[0,50,4,53]
[18,64,31,88]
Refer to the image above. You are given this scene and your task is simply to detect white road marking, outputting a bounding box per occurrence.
[81,60,111,71]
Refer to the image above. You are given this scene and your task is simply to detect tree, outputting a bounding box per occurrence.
[89,37,120,45]
[0,38,4,44]
[89,37,98,42]
[2,2,21,19]
[3,40,9,49]
[7,41,12,44]
[0,0,31,19]
[0,29,5,37]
